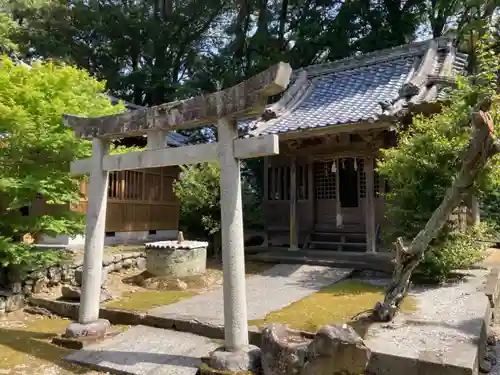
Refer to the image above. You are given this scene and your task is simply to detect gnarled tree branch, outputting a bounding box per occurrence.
[372,97,498,322]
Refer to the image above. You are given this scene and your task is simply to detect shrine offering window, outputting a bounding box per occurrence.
[314,161,336,200]
[267,163,309,201]
[268,165,287,200]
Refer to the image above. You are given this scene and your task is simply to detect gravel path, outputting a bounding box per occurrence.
[365,269,490,373]
[149,264,353,324]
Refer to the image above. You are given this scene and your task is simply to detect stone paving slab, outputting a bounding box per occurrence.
[149,264,353,324]
[365,269,491,375]
[66,325,218,375]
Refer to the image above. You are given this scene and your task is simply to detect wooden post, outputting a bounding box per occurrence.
[79,138,109,323]
[307,158,314,231]
[263,156,269,246]
[335,158,342,227]
[365,157,377,252]
[217,117,249,351]
[289,157,299,250]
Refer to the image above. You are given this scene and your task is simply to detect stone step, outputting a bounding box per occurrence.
[65,325,219,375]
[308,240,367,247]
[246,252,393,273]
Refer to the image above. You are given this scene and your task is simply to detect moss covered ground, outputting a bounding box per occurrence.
[249,279,417,335]
[0,312,109,375]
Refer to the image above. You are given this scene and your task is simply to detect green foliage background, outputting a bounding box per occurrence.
[0,57,122,272]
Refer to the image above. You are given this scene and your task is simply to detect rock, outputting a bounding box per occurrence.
[122,258,134,269]
[113,261,124,271]
[100,289,114,303]
[153,277,188,290]
[61,285,82,301]
[261,323,312,375]
[203,345,261,373]
[480,359,493,373]
[30,270,46,281]
[24,306,56,318]
[75,268,108,287]
[33,278,48,294]
[113,253,123,262]
[487,334,497,346]
[62,285,113,303]
[65,318,111,339]
[260,323,370,375]
[23,283,33,295]
[174,279,188,290]
[103,255,114,266]
[61,267,75,282]
[136,258,147,270]
[0,296,6,313]
[7,267,23,283]
[304,325,371,375]
[5,294,25,312]
[48,267,62,284]
[10,282,22,294]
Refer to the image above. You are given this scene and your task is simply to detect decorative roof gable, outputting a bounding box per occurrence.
[245,36,467,137]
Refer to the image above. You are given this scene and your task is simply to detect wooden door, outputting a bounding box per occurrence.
[313,161,337,231]
[338,158,363,229]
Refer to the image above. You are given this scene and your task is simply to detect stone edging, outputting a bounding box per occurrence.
[0,251,146,314]
[28,296,263,346]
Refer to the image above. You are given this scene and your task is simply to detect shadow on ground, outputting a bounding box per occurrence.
[0,326,89,374]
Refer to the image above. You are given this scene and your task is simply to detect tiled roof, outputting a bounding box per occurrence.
[246,36,467,137]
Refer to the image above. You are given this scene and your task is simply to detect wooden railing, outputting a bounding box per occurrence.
[74,166,180,232]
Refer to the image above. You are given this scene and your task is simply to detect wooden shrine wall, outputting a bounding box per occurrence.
[74,166,180,233]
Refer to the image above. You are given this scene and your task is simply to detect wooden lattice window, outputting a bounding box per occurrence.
[359,159,381,198]
[359,160,366,198]
[314,162,336,199]
[108,171,124,199]
[374,171,381,197]
[268,163,309,200]
[268,166,290,200]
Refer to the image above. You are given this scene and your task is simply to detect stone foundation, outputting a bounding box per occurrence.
[0,251,146,314]
[145,240,208,278]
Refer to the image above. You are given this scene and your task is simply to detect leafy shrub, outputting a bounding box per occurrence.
[173,161,264,253]
[414,224,490,284]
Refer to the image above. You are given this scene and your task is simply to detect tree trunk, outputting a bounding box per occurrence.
[372,99,498,322]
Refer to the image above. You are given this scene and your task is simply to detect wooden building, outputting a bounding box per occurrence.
[243,36,468,252]
[40,100,188,247]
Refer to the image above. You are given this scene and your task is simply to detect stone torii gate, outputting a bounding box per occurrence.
[63,63,292,368]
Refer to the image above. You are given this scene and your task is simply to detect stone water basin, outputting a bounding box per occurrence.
[145,240,209,278]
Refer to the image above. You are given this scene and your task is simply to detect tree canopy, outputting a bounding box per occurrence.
[0,57,121,270]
